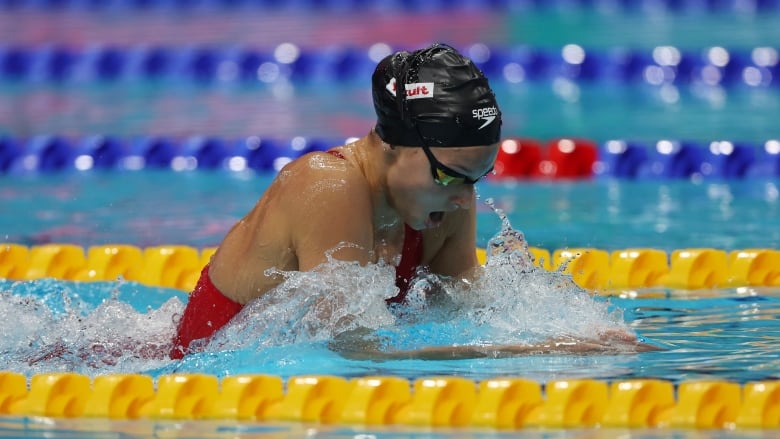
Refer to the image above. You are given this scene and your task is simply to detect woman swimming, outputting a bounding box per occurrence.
[170,43,651,359]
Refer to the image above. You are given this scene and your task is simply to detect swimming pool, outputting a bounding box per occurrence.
[2,0,780,436]
[1,169,779,435]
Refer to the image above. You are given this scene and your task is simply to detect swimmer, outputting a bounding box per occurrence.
[170,43,647,359]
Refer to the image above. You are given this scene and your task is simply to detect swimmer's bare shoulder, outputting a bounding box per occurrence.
[209,150,372,303]
[278,150,376,271]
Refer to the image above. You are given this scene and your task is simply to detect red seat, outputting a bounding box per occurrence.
[492,138,543,179]
[540,138,599,178]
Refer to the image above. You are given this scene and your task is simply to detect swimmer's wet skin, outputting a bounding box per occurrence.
[168,44,654,361]
[170,43,504,358]
[330,329,660,361]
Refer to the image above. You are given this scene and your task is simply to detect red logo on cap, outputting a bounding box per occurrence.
[386,78,435,100]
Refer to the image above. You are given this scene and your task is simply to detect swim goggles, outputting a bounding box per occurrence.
[420,143,493,186]
[412,122,492,186]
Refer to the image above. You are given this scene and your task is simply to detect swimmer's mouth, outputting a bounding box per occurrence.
[428,211,444,227]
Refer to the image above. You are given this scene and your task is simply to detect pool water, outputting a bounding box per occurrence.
[2,172,778,251]
[1,250,779,385]
[1,1,780,436]
[1,172,779,384]
[2,81,779,142]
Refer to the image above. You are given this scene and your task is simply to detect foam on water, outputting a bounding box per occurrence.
[0,204,635,376]
[0,279,182,376]
[203,253,399,353]
[362,200,631,353]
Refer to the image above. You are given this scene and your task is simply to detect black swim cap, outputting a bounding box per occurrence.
[372,43,502,148]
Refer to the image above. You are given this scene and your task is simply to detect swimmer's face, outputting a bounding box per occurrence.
[388,143,499,230]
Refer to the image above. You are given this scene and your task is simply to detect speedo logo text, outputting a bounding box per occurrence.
[472,106,498,130]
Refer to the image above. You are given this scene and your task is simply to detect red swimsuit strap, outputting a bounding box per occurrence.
[327,149,346,159]
[388,224,423,304]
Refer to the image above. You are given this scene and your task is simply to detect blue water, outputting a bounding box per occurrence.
[1,172,780,385]
[1,3,780,437]
[1,276,779,384]
[2,172,778,251]
[2,81,779,142]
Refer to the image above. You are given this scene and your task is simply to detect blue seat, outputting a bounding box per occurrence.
[12,136,74,172]
[637,140,707,179]
[700,141,757,179]
[0,136,21,172]
[178,136,228,169]
[126,136,177,169]
[76,135,126,170]
[596,140,649,178]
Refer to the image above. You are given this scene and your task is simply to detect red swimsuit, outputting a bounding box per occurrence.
[170,150,423,359]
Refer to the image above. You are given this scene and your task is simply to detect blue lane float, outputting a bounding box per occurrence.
[241,136,335,172]
[8,135,74,173]
[597,141,650,179]
[748,140,780,178]
[127,136,178,169]
[175,136,228,170]
[0,136,21,172]
[2,134,778,180]
[596,139,774,180]
[75,135,127,170]
[1,44,778,87]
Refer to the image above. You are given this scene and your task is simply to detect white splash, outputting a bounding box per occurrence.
[0,279,181,376]
[0,204,633,374]
[203,251,399,353]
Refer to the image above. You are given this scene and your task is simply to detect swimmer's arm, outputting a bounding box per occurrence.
[428,199,479,279]
[331,332,661,361]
